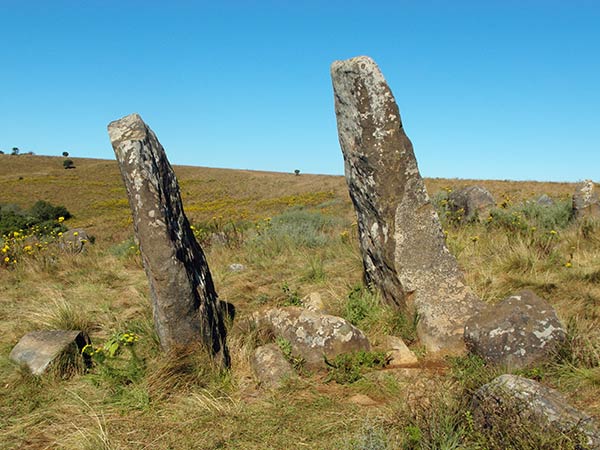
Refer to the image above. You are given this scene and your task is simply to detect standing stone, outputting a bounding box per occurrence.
[573,180,600,219]
[331,56,483,354]
[108,113,229,367]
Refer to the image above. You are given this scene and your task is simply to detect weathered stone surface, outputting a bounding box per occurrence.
[59,228,90,254]
[536,194,555,207]
[464,290,566,369]
[250,343,295,388]
[10,330,90,375]
[252,307,370,368]
[448,186,495,222]
[472,374,600,448]
[108,113,229,366]
[381,335,418,365]
[331,55,483,354]
[573,180,600,219]
[302,292,327,313]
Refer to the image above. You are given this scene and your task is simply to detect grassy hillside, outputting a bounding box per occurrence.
[0,154,598,449]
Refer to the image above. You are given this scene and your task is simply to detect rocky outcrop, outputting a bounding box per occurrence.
[108,113,229,367]
[464,290,566,369]
[250,343,296,388]
[448,186,495,222]
[472,374,600,449]
[573,180,600,219]
[331,55,483,354]
[380,335,418,365]
[252,307,370,368]
[10,330,90,375]
[302,292,327,313]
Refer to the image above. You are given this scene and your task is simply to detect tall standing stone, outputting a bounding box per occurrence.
[573,179,600,219]
[331,56,483,354]
[108,113,229,367]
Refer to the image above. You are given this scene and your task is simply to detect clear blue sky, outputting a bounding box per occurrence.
[1,1,599,181]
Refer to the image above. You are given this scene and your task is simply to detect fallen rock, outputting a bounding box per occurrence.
[228,263,245,272]
[331,55,484,354]
[59,229,90,254]
[302,292,327,313]
[252,307,370,368]
[573,180,600,219]
[448,186,495,222]
[9,330,90,375]
[250,343,295,389]
[472,374,600,448]
[381,335,418,365]
[464,290,566,369]
[536,194,555,207]
[108,113,229,366]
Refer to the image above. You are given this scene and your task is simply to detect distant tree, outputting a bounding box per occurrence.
[0,150,4,155]
[294,169,300,176]
[63,159,75,169]
[62,151,69,157]
[11,147,19,156]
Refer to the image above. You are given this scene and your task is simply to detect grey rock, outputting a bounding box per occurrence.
[10,330,90,375]
[108,113,229,366]
[59,228,90,254]
[252,307,370,368]
[464,290,566,369]
[448,186,495,222]
[573,180,600,219]
[228,263,245,272]
[472,374,600,449]
[250,343,295,388]
[331,55,484,354]
[536,194,555,207]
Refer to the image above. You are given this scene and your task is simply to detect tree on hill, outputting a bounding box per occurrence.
[11,147,19,156]
[62,151,69,157]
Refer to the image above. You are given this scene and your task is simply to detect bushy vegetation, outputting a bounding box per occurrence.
[0,158,598,449]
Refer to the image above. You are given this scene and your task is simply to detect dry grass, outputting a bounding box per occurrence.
[1,154,598,449]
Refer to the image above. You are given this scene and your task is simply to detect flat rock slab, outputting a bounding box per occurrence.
[331,55,484,354]
[250,343,295,389]
[464,290,566,369]
[252,307,370,368]
[10,330,90,375]
[472,374,600,449]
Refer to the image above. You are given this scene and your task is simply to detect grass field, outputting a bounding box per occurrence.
[0,154,598,449]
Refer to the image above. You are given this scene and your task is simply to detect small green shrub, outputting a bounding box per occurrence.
[276,337,305,370]
[324,351,389,384]
[279,283,302,307]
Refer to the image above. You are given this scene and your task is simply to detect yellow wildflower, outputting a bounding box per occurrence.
[565,262,572,268]
[58,216,65,223]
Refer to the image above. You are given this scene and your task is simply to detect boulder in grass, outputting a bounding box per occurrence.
[472,374,600,449]
[59,228,90,254]
[536,194,555,207]
[9,330,90,375]
[464,290,566,369]
[448,186,496,222]
[252,307,370,369]
[250,343,295,389]
[381,335,418,365]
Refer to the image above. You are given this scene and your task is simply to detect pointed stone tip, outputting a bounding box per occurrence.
[331,55,377,74]
[107,113,148,147]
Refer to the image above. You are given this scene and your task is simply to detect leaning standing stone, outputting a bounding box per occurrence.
[108,113,229,367]
[331,56,483,354]
[573,179,600,219]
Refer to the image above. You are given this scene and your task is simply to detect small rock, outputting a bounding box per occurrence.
[573,180,600,219]
[250,343,295,389]
[448,185,496,222]
[464,290,566,369]
[9,330,90,375]
[59,229,90,254]
[302,292,326,313]
[381,335,418,365]
[536,194,555,207]
[252,307,370,369]
[229,263,245,272]
[472,374,600,448]
[348,394,378,406]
